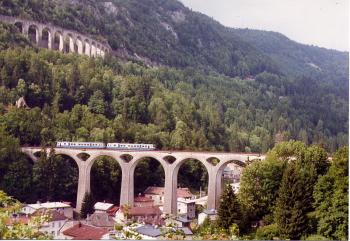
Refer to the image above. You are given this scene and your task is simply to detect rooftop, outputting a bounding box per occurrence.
[63,223,108,240]
[144,186,193,198]
[33,209,67,221]
[6,216,30,226]
[87,213,115,228]
[127,206,162,216]
[27,202,71,210]
[94,202,114,211]
[134,196,154,202]
[135,225,161,237]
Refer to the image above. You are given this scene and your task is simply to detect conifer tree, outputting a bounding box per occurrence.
[80,192,95,218]
[274,161,315,239]
[217,184,242,229]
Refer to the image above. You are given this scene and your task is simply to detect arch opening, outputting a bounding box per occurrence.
[2,153,35,203]
[14,22,23,33]
[28,25,39,44]
[64,34,74,53]
[53,31,63,51]
[41,28,51,49]
[176,158,209,218]
[32,151,79,207]
[91,155,122,205]
[133,157,165,203]
[215,159,246,206]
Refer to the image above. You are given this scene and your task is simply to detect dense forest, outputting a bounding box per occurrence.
[0,1,348,238]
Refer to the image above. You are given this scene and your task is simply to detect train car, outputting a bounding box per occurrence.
[57,142,105,149]
[107,143,155,150]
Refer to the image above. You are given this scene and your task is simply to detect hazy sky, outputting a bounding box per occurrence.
[180,0,349,51]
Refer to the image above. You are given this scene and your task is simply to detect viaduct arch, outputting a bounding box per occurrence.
[21,147,264,215]
[0,14,111,58]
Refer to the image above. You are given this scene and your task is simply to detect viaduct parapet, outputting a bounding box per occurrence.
[0,14,111,58]
[21,147,265,214]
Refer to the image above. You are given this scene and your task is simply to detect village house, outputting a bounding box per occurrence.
[134,195,155,207]
[143,186,196,219]
[62,222,109,240]
[86,212,116,230]
[115,206,163,226]
[21,202,73,219]
[93,202,115,214]
[33,209,68,239]
[144,187,194,206]
[177,198,196,219]
[198,209,218,225]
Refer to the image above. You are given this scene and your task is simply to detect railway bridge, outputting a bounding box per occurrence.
[0,14,111,57]
[21,147,264,214]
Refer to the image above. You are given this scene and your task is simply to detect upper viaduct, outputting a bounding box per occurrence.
[21,147,264,215]
[0,14,111,58]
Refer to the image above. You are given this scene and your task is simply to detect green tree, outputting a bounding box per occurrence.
[80,192,95,219]
[274,161,315,239]
[238,155,285,222]
[217,184,242,230]
[88,90,105,114]
[313,147,348,240]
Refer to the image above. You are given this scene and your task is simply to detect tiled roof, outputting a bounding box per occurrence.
[87,213,115,227]
[107,206,119,216]
[135,225,161,237]
[134,196,154,202]
[33,209,67,221]
[63,223,108,240]
[125,206,162,216]
[6,216,30,225]
[144,186,193,198]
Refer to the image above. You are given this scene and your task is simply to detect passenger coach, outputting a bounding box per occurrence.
[57,142,105,149]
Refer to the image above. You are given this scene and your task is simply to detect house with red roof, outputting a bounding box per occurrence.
[144,186,194,206]
[62,223,109,240]
[143,186,196,219]
[33,209,68,238]
[115,205,164,226]
[134,195,154,207]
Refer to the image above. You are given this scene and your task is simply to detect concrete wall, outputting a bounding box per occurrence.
[0,14,111,58]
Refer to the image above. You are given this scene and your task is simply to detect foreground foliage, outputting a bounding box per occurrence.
[0,191,50,239]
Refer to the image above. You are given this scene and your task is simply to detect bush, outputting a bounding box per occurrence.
[304,234,328,240]
[255,223,279,240]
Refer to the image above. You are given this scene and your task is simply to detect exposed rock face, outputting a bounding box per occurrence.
[103,2,119,15]
[169,10,186,23]
[16,97,29,108]
[160,22,178,40]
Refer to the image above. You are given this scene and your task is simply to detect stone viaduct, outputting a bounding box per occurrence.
[21,147,264,215]
[0,14,111,57]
